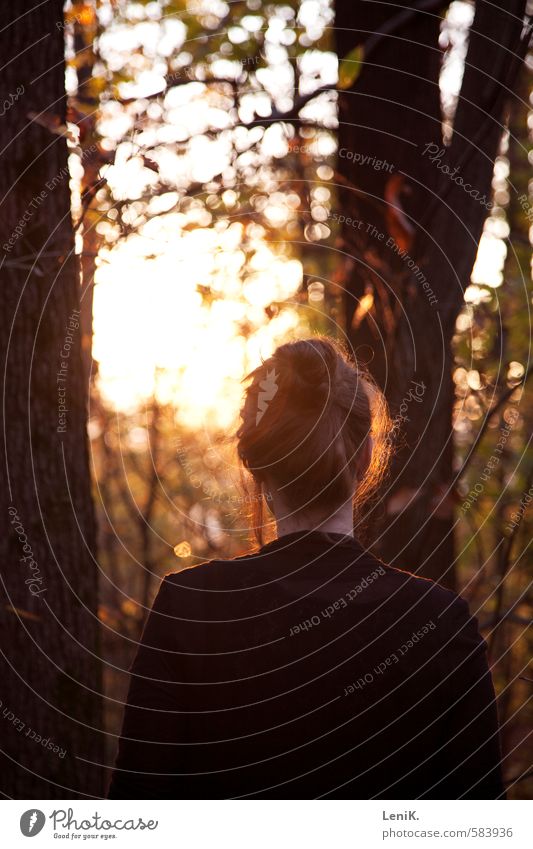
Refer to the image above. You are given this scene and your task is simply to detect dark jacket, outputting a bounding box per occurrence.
[108,530,503,799]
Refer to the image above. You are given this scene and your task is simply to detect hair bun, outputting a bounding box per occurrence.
[237,334,393,548]
[274,339,337,409]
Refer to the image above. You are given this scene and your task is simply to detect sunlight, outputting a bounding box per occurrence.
[470,231,507,290]
[90,0,506,428]
[92,221,303,428]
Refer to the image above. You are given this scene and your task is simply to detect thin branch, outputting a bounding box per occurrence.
[461,507,489,600]
[364,0,450,57]
[458,365,533,480]
[487,471,533,655]
[107,0,451,135]
[118,76,240,105]
[480,611,533,629]
[74,176,107,232]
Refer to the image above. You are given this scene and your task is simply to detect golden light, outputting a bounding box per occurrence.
[67,4,95,27]
[174,541,192,558]
[470,232,507,289]
[307,281,325,302]
[92,219,303,428]
[351,292,374,329]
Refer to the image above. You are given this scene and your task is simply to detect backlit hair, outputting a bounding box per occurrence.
[236,336,392,545]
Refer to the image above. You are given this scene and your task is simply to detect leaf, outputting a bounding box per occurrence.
[384,174,415,253]
[351,291,374,329]
[5,605,41,622]
[142,155,159,173]
[338,45,364,91]
[66,4,96,28]
[27,111,77,142]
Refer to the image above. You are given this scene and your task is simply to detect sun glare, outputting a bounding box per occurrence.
[92,221,303,428]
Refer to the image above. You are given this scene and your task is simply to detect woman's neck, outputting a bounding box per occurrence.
[274,498,354,539]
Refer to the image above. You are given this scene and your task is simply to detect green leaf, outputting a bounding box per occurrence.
[338,45,364,91]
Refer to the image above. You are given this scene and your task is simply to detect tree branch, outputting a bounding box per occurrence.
[111,0,452,132]
[458,365,533,480]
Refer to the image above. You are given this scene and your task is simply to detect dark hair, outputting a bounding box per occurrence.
[236,336,392,545]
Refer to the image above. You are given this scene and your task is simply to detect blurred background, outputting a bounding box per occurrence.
[1,0,531,798]
[71,0,533,796]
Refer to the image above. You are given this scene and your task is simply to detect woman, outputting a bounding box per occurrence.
[109,337,503,799]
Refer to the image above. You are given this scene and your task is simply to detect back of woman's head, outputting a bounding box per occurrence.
[236,336,392,543]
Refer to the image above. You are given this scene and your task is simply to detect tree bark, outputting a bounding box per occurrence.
[71,0,101,387]
[0,1,102,797]
[335,0,529,584]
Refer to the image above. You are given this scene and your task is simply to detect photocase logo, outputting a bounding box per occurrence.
[20,809,46,837]
[256,368,278,424]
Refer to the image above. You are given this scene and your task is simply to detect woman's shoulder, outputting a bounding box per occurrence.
[163,552,256,590]
[384,561,459,602]
[384,563,476,626]
[384,564,485,663]
[149,557,482,671]
[159,554,473,624]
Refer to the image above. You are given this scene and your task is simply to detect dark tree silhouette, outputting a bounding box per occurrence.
[0,1,101,797]
[335,0,531,585]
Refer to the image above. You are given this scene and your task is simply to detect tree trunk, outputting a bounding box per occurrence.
[0,1,102,797]
[335,0,529,584]
[71,0,101,386]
